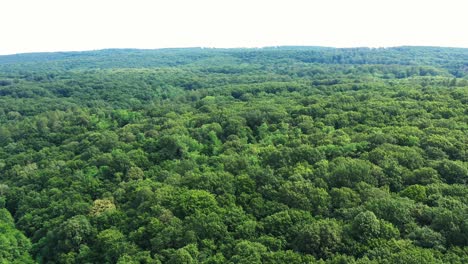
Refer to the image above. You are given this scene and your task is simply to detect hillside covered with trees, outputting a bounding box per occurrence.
[0,46,467,263]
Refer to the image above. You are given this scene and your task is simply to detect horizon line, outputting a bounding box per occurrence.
[1,44,468,57]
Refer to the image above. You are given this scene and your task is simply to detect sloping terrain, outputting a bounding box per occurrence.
[0,47,467,263]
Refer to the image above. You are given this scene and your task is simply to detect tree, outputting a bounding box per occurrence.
[333,157,379,186]
[408,226,445,250]
[365,197,415,232]
[351,211,381,241]
[177,189,218,217]
[229,240,267,264]
[400,185,427,202]
[96,228,137,263]
[330,187,361,211]
[278,180,330,215]
[292,219,343,259]
[436,160,467,184]
[0,208,34,263]
[262,209,313,239]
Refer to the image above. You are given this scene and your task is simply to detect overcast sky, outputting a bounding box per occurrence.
[1,0,467,55]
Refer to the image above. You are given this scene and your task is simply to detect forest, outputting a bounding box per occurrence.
[0,46,467,263]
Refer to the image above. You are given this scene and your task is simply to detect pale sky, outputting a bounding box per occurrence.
[1,0,467,55]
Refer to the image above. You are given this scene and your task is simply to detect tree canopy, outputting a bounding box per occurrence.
[0,46,467,263]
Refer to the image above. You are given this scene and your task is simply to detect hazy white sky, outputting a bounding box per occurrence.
[1,0,467,55]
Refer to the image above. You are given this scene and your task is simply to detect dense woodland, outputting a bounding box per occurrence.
[0,46,467,263]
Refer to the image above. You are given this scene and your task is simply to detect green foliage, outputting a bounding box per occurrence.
[96,228,138,263]
[351,211,381,241]
[229,240,267,264]
[0,47,466,263]
[292,218,344,259]
[400,185,427,202]
[329,157,378,188]
[0,209,34,263]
